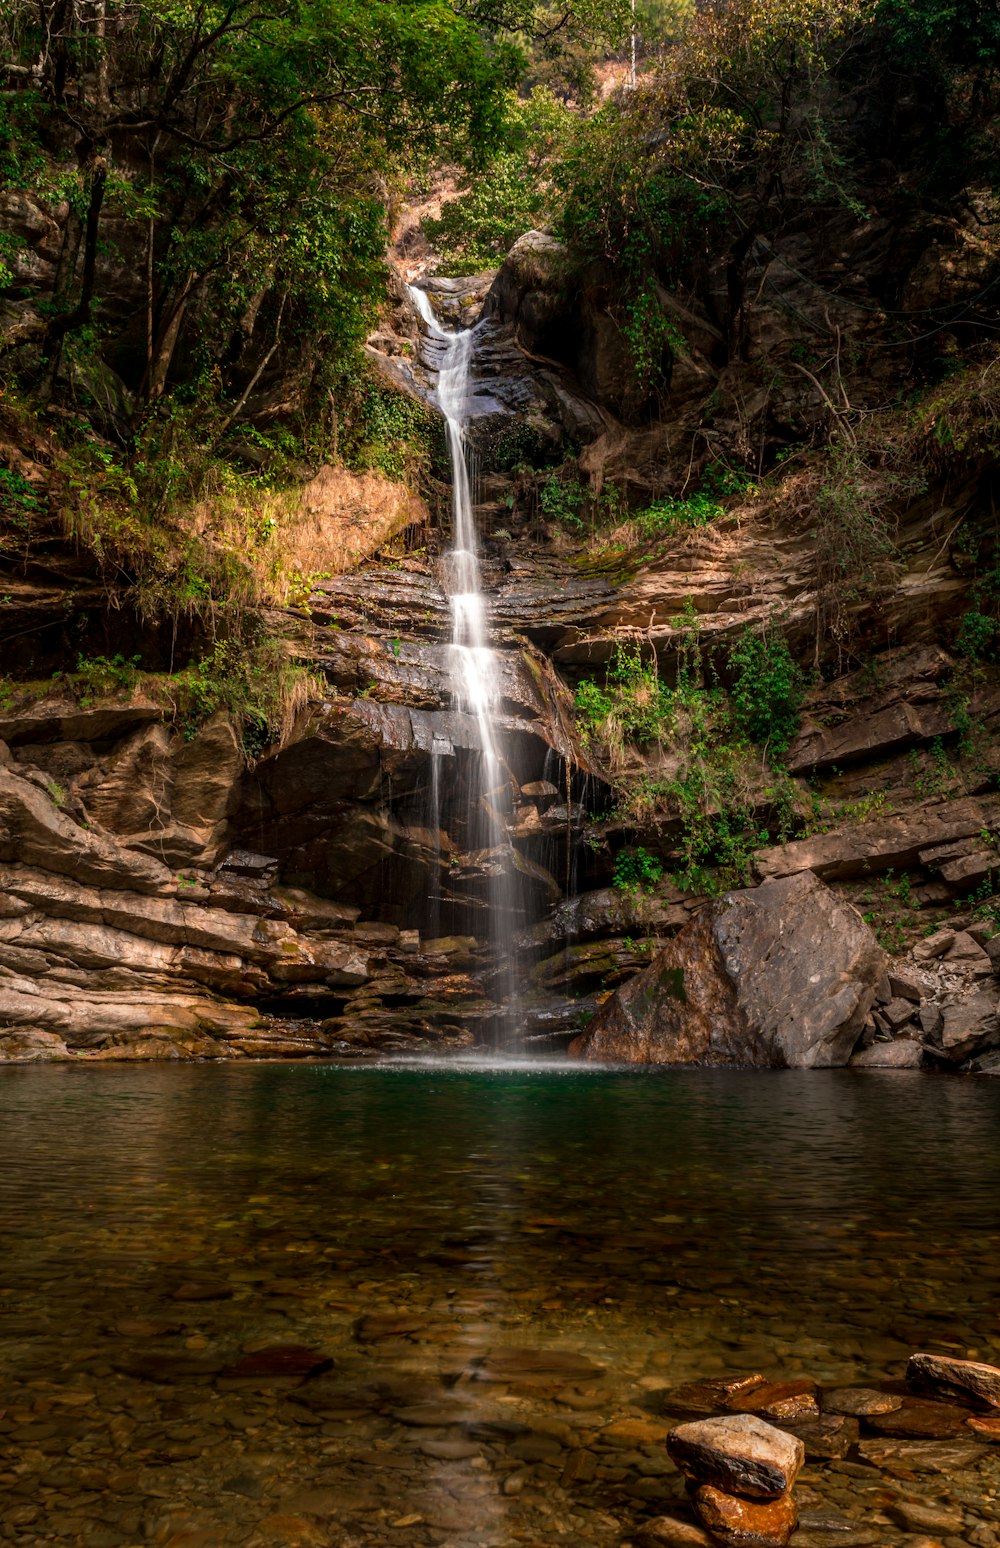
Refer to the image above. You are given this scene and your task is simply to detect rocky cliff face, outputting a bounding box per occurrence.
[2,191,999,1065]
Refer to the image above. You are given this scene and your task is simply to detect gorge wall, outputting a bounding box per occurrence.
[2,141,1000,1068]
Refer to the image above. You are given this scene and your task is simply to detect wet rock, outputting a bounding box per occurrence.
[667,1415,805,1500]
[691,1483,798,1548]
[729,1382,820,1423]
[0,1025,70,1061]
[887,1501,965,1535]
[636,1517,715,1548]
[907,1352,1000,1409]
[474,1347,605,1382]
[571,873,883,1068]
[850,1040,925,1068]
[170,1280,234,1302]
[665,1375,768,1417]
[218,1346,333,1386]
[866,1398,973,1439]
[857,1438,988,1472]
[823,1388,902,1417]
[779,1416,858,1460]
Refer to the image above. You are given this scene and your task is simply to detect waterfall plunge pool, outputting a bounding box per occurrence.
[1,1062,999,1546]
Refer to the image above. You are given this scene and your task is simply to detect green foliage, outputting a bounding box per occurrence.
[633,491,722,536]
[423,89,572,272]
[613,847,664,891]
[331,358,441,482]
[540,473,589,529]
[576,609,804,892]
[728,630,803,756]
[955,566,1000,665]
[71,653,142,704]
[0,468,43,529]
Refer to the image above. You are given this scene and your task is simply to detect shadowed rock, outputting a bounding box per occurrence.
[570,872,883,1068]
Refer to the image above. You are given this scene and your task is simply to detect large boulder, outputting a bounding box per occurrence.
[569,872,884,1068]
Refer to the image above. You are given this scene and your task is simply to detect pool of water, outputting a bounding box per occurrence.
[2,1063,999,1547]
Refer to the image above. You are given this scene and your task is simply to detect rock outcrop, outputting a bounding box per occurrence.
[569,872,884,1068]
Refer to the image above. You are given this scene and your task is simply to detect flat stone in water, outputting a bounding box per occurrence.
[666,1375,768,1417]
[476,1346,605,1381]
[865,1398,973,1439]
[219,1345,333,1385]
[822,1388,902,1417]
[887,1499,965,1534]
[857,1437,989,1472]
[780,1416,858,1460]
[170,1281,234,1302]
[730,1381,820,1423]
[393,1403,474,1426]
[635,1517,714,1548]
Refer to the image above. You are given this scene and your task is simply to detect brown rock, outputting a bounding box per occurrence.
[882,997,917,1028]
[857,1438,988,1472]
[666,1375,768,1416]
[888,971,923,1002]
[913,929,957,960]
[887,1501,965,1535]
[780,1415,858,1459]
[823,1387,902,1417]
[570,872,883,1069]
[866,1398,972,1439]
[691,1483,798,1548]
[967,1415,1000,1440]
[907,1352,1000,1409]
[219,1345,333,1385]
[635,1518,714,1548]
[729,1381,820,1423]
[850,1040,924,1068]
[667,1414,805,1500]
[757,801,1000,886]
[0,1026,70,1061]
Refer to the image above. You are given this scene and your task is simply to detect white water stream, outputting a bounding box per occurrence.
[409,285,518,1029]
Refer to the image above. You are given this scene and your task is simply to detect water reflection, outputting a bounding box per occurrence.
[1,1065,999,1547]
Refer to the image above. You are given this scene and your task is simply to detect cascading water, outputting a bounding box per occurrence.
[409,285,519,1036]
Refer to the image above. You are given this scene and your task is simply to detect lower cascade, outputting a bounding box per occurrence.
[409,284,521,1040]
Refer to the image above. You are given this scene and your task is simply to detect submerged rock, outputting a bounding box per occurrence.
[570,872,883,1068]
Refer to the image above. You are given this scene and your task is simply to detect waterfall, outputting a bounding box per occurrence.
[409,285,519,1038]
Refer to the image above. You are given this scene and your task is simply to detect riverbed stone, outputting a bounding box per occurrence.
[823,1388,902,1417]
[635,1517,715,1548]
[907,1353,1000,1409]
[691,1483,799,1548]
[667,1415,805,1500]
[570,872,883,1068]
[729,1382,820,1423]
[866,1398,973,1439]
[857,1438,989,1472]
[666,1375,768,1416]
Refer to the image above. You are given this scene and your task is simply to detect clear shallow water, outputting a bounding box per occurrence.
[1,1064,1000,1547]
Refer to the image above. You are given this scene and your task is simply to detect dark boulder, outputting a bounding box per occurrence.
[569,871,884,1068]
